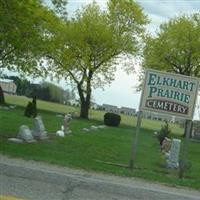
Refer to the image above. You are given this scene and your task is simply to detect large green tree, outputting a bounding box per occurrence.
[143,13,200,77]
[0,0,66,102]
[46,0,148,119]
[0,0,64,74]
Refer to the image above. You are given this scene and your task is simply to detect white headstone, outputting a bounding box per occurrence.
[8,138,23,143]
[91,125,98,130]
[56,130,65,137]
[167,139,181,168]
[32,116,48,139]
[17,125,36,143]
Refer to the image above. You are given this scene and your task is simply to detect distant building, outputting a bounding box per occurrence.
[102,104,119,114]
[90,101,100,110]
[102,104,137,116]
[0,79,17,94]
[68,99,80,106]
[120,107,136,116]
[142,111,183,123]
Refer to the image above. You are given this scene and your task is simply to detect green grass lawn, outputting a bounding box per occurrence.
[0,94,200,189]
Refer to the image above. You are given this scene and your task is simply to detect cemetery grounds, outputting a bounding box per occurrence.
[0,94,200,190]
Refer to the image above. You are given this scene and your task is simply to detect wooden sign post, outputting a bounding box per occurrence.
[129,111,143,170]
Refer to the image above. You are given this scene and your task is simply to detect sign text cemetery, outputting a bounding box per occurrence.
[140,69,199,119]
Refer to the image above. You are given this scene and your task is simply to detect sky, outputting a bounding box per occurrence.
[63,0,200,111]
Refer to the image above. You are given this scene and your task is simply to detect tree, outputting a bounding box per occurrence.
[46,0,148,119]
[1,0,44,72]
[0,0,66,103]
[0,0,67,72]
[143,13,200,77]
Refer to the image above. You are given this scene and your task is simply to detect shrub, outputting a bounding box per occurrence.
[157,121,171,145]
[32,96,37,117]
[24,96,37,118]
[24,102,33,117]
[104,112,121,127]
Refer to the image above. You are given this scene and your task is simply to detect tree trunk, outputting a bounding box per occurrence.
[80,99,90,119]
[77,73,92,119]
[77,84,91,119]
[0,85,5,105]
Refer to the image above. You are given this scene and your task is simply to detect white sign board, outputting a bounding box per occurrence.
[140,69,199,119]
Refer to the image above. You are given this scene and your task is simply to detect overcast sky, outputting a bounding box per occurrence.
[64,0,200,111]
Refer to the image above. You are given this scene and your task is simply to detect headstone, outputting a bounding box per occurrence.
[17,125,36,143]
[98,125,106,129]
[83,128,90,132]
[193,132,200,140]
[56,130,65,137]
[91,125,98,130]
[192,120,200,140]
[8,138,23,143]
[56,114,63,118]
[9,105,16,109]
[32,116,48,140]
[63,114,72,135]
[166,139,181,168]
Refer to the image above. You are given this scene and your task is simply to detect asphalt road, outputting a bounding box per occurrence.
[0,155,200,200]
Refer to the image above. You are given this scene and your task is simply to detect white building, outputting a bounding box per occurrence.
[68,99,80,106]
[102,104,137,116]
[102,104,119,114]
[0,79,17,94]
[90,102,100,110]
[142,111,181,123]
[120,107,136,116]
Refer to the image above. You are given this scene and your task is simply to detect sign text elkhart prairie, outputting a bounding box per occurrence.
[140,69,199,119]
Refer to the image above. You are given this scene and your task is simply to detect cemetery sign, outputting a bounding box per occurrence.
[140,69,199,119]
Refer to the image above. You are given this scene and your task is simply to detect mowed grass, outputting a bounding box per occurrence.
[0,94,200,189]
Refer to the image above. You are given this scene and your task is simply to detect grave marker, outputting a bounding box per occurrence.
[63,114,72,135]
[32,116,48,139]
[166,139,181,168]
[17,125,36,143]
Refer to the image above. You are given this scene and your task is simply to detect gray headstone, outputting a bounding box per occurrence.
[32,116,48,139]
[98,125,106,129]
[193,132,200,140]
[17,125,36,143]
[56,114,63,118]
[63,114,72,135]
[83,128,90,132]
[9,105,16,109]
[166,139,181,168]
[3,106,9,110]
